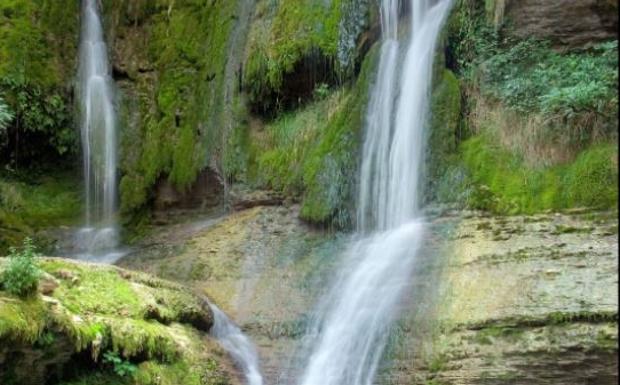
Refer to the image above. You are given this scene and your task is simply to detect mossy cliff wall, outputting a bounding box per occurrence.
[427,0,618,214]
[102,0,377,229]
[1,0,616,237]
[100,0,243,215]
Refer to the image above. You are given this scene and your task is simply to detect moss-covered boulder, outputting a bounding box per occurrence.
[0,258,236,385]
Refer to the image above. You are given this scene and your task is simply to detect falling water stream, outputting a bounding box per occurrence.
[75,0,121,261]
[297,1,452,384]
[211,304,264,385]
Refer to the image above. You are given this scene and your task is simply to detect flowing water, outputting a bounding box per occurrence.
[75,0,121,261]
[211,304,264,385]
[297,1,452,384]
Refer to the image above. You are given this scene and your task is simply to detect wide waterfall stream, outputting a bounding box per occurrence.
[75,0,121,261]
[297,1,452,384]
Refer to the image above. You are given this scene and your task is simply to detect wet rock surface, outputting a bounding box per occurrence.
[119,204,346,384]
[383,209,618,385]
[121,205,618,384]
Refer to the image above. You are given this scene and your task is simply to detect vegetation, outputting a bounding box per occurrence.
[112,0,241,215]
[0,0,79,166]
[103,351,138,378]
[240,44,378,227]
[1,238,41,297]
[0,172,81,253]
[0,95,12,133]
[447,0,618,145]
[432,0,619,214]
[437,136,618,214]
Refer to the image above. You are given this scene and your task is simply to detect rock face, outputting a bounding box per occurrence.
[120,204,619,385]
[382,209,618,385]
[501,0,618,47]
[154,167,225,211]
[119,205,344,384]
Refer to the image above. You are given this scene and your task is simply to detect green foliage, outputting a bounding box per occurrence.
[1,77,76,159]
[103,351,138,378]
[244,44,377,227]
[447,1,618,145]
[0,0,79,164]
[451,135,618,214]
[1,237,41,297]
[313,83,330,101]
[0,172,81,253]
[479,40,617,133]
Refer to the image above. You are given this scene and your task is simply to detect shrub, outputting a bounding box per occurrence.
[103,351,138,378]
[1,237,41,297]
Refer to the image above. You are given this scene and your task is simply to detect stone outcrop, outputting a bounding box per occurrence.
[383,209,619,385]
[119,203,619,384]
[497,0,618,47]
[154,167,225,212]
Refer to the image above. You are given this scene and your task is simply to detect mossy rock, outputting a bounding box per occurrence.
[0,258,235,385]
[239,42,379,228]
[243,0,372,112]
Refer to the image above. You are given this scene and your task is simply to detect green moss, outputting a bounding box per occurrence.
[299,44,378,226]
[244,0,341,105]
[427,69,462,201]
[0,173,81,254]
[454,136,618,214]
[242,44,377,227]
[0,295,47,342]
[243,0,370,110]
[114,0,239,214]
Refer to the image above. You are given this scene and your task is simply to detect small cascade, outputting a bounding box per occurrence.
[210,304,264,385]
[297,1,453,385]
[76,0,121,261]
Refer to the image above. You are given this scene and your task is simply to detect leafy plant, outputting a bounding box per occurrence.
[103,351,137,378]
[313,83,330,100]
[1,76,76,158]
[1,237,41,297]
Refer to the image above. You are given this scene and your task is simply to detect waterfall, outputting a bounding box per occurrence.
[298,1,452,384]
[211,304,264,385]
[76,0,120,260]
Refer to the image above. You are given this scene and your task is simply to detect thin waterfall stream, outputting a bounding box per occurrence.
[75,0,122,262]
[297,1,452,384]
[211,304,264,385]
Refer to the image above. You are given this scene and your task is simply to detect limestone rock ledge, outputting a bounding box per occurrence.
[0,258,238,385]
[405,210,618,385]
